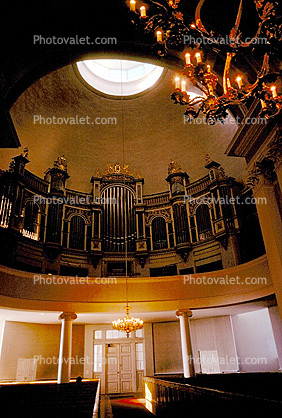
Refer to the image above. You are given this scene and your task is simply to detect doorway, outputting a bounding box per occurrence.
[106,342,134,393]
[85,326,145,394]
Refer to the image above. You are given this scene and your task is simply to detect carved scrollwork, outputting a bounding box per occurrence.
[246,158,276,189]
[266,129,282,166]
[187,194,214,215]
[145,208,172,225]
[64,207,91,224]
[103,163,133,176]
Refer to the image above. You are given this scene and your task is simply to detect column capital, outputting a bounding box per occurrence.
[266,128,282,170]
[58,312,77,321]
[245,159,276,193]
[175,309,193,318]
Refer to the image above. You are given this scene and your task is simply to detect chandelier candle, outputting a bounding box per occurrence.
[271,85,278,98]
[156,30,163,42]
[236,76,243,89]
[195,52,202,63]
[175,77,181,90]
[130,0,136,12]
[140,6,146,18]
[185,53,191,65]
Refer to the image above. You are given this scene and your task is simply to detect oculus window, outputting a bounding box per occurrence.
[76,59,164,97]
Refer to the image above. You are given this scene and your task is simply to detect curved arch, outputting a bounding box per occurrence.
[147,213,170,226]
[65,211,91,225]
[151,216,168,250]
[195,203,213,240]
[192,198,213,215]
[22,200,40,239]
[69,215,86,250]
[100,183,136,198]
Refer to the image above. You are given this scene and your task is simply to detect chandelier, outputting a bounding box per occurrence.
[112,305,144,338]
[128,0,282,124]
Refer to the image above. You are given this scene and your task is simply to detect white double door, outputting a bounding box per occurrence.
[106,342,134,394]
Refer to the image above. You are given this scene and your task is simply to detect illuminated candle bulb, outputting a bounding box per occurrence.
[140,5,146,17]
[156,30,163,43]
[236,76,243,89]
[190,23,196,29]
[195,52,202,63]
[270,85,278,98]
[227,78,232,88]
[260,99,267,109]
[206,64,211,73]
[181,80,187,92]
[175,77,181,90]
[130,0,136,11]
[185,53,191,65]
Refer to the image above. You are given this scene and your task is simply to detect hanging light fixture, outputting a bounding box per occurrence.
[112,60,144,338]
[128,0,282,124]
[112,305,144,338]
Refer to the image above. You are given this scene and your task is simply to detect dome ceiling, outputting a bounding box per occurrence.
[1,57,247,194]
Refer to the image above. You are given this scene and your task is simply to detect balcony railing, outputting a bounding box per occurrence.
[143,192,170,206]
[186,175,211,196]
[143,376,282,417]
[24,170,49,194]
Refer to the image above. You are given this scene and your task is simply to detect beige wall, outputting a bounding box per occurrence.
[153,321,183,374]
[0,322,84,381]
[190,316,238,373]
[269,305,282,370]
[231,309,280,372]
[152,316,238,375]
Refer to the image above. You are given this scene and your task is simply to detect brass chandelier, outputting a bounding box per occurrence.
[112,305,144,338]
[128,0,282,124]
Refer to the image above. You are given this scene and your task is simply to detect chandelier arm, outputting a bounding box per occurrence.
[233,1,279,47]
[187,97,205,106]
[195,0,210,35]
[223,52,235,96]
[243,53,270,94]
[149,0,169,12]
[229,0,243,40]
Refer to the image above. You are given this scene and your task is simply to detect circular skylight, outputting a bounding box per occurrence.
[76,59,164,97]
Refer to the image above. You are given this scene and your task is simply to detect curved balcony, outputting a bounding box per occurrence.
[0,255,273,313]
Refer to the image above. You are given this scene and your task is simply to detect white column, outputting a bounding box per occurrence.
[250,174,282,317]
[57,312,77,383]
[175,309,195,378]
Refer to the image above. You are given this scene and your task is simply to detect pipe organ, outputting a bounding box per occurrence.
[0,153,264,277]
[101,185,135,252]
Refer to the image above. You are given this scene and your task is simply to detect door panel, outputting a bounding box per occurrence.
[106,344,120,393]
[106,343,134,394]
[120,343,133,393]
